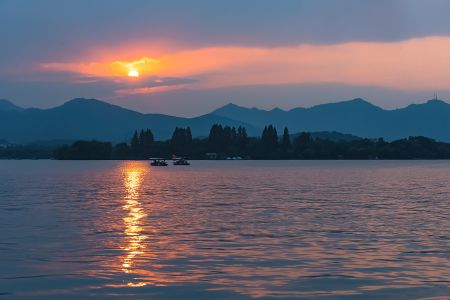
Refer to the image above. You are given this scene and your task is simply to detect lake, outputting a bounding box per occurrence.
[1,160,449,299]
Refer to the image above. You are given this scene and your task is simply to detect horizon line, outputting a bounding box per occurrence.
[1,96,448,117]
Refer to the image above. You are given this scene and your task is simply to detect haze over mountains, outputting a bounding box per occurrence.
[1,97,450,143]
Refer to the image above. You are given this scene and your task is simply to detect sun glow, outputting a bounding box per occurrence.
[128,69,139,77]
[39,37,450,91]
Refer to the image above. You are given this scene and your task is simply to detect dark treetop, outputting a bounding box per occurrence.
[51,124,450,160]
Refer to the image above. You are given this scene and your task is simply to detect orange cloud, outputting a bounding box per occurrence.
[39,36,450,92]
[40,56,160,78]
[115,84,189,96]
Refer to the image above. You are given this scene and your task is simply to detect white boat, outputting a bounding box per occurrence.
[173,157,190,165]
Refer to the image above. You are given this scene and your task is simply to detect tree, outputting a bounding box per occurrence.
[293,132,312,158]
[260,125,278,158]
[281,127,291,157]
[130,130,139,158]
[112,143,131,159]
[141,129,154,158]
[237,126,249,154]
[171,127,193,156]
[54,125,450,161]
[55,140,112,160]
[186,127,193,142]
[129,129,154,159]
[208,124,224,152]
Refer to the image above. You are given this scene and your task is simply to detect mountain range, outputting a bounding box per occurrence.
[0,98,258,144]
[212,98,450,142]
[1,97,450,143]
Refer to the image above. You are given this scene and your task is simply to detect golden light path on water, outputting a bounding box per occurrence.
[107,161,450,297]
[2,161,450,298]
[121,162,149,287]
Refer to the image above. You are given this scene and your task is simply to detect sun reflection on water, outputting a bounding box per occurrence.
[5,161,450,298]
[90,161,450,297]
[121,162,149,287]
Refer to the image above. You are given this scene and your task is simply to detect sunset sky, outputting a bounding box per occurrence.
[2,0,450,116]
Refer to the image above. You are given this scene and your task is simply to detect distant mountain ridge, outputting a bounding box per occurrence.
[212,98,450,142]
[0,99,23,111]
[0,98,258,143]
[1,97,450,143]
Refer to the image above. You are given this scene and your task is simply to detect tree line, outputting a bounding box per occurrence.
[53,124,450,160]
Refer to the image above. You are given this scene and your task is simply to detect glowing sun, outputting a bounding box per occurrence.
[128,70,139,77]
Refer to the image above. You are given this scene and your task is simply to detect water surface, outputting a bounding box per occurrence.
[1,160,449,299]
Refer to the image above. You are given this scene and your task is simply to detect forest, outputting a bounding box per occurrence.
[52,124,450,160]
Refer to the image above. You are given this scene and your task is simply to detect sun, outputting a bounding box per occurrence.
[128,70,139,77]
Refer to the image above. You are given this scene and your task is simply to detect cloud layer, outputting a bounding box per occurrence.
[2,0,450,113]
[37,37,450,91]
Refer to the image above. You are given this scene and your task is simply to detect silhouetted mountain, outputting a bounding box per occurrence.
[0,99,23,111]
[212,103,287,128]
[212,98,450,142]
[4,97,450,144]
[0,98,258,143]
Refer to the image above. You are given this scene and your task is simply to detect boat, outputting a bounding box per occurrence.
[173,157,190,165]
[149,158,168,166]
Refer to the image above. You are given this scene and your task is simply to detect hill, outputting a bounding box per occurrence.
[0,98,258,143]
[3,97,450,143]
[0,99,23,111]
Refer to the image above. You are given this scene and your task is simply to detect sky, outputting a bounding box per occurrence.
[2,0,450,116]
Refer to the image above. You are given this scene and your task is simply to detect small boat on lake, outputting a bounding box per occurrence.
[149,158,168,166]
[173,157,190,165]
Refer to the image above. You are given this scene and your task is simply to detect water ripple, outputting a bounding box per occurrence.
[0,160,449,299]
